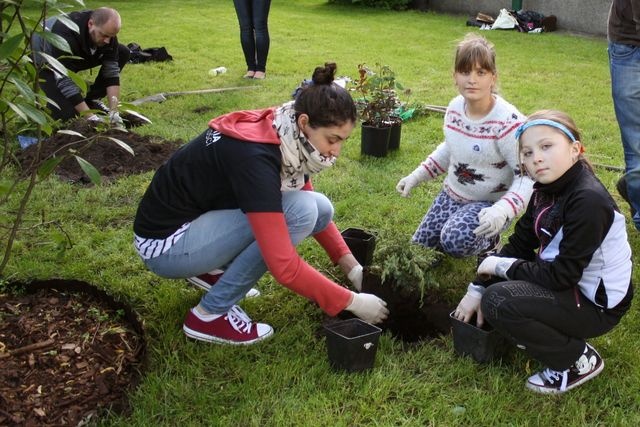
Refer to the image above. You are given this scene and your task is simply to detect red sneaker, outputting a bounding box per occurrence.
[186,270,224,291]
[183,305,273,345]
[186,270,260,298]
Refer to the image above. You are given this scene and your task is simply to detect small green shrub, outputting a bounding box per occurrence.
[370,236,444,302]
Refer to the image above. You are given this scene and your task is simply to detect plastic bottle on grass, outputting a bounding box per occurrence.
[209,67,227,76]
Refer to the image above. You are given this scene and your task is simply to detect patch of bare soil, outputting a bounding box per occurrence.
[0,280,146,426]
[360,270,455,343]
[322,274,455,345]
[17,120,183,183]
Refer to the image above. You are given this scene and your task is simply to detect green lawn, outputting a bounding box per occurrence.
[3,0,639,425]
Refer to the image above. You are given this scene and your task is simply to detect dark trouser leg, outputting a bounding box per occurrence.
[39,69,77,121]
[252,0,271,72]
[233,0,256,71]
[481,281,624,370]
[86,43,130,100]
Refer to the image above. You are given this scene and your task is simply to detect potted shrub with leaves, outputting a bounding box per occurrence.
[351,63,404,157]
[362,236,460,342]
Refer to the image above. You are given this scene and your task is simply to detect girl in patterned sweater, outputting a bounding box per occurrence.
[396,33,534,257]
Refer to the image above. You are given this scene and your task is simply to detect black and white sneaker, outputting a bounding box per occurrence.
[85,98,110,115]
[526,343,604,394]
[476,237,502,270]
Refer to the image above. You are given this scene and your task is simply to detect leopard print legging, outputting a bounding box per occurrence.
[412,190,500,257]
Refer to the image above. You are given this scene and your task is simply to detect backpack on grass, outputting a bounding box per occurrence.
[128,43,173,63]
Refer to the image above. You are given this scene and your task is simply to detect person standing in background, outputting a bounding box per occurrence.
[608,0,640,231]
[233,0,271,79]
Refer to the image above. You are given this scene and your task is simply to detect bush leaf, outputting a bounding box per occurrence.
[0,34,23,60]
[74,155,101,185]
[106,137,134,156]
[37,156,65,180]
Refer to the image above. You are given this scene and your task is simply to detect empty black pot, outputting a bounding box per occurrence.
[387,120,402,150]
[324,318,382,372]
[450,311,510,363]
[341,228,376,266]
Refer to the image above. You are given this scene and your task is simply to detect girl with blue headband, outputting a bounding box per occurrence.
[454,110,633,394]
[396,33,534,258]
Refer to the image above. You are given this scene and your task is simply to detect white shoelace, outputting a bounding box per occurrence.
[541,368,569,391]
[225,305,253,334]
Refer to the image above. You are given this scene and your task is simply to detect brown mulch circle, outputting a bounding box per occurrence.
[0,279,146,426]
[17,120,184,183]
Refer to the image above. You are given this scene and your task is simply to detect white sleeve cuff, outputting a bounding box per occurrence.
[467,282,486,297]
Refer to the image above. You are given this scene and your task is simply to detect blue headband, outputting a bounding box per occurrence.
[514,119,577,143]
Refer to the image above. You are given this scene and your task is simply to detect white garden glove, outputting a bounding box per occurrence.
[474,204,512,237]
[109,110,126,130]
[346,292,389,324]
[86,113,103,123]
[347,264,363,291]
[396,164,431,197]
[453,283,485,326]
[477,255,519,280]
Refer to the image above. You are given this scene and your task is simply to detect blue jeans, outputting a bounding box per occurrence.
[144,191,334,314]
[609,41,640,230]
[233,0,271,72]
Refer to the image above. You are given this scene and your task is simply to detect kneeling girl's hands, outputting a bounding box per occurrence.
[454,283,486,327]
[396,164,431,197]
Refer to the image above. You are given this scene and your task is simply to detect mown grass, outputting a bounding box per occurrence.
[2,0,639,425]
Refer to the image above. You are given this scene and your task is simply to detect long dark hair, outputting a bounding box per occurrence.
[294,62,357,128]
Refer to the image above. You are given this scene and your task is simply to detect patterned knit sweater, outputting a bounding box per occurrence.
[419,94,534,218]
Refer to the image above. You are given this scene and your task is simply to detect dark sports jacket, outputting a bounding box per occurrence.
[32,10,121,107]
[501,161,633,311]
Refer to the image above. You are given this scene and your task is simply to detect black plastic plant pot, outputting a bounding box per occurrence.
[341,227,376,266]
[388,120,402,150]
[324,318,382,372]
[449,311,510,363]
[361,123,390,158]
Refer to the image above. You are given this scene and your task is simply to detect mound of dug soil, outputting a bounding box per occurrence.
[17,120,184,183]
